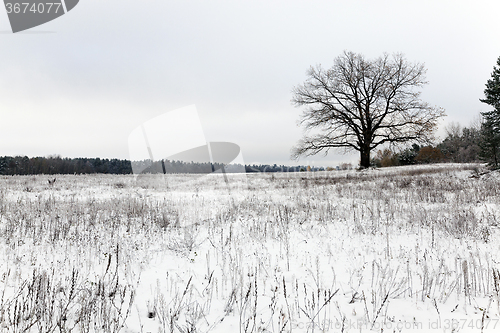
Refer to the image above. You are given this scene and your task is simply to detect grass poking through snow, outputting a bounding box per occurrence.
[0,164,499,332]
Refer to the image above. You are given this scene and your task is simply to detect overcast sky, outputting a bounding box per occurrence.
[1,0,500,167]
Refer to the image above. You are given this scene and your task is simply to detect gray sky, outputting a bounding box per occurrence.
[1,0,500,167]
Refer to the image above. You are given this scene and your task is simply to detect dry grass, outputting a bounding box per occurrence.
[0,164,499,332]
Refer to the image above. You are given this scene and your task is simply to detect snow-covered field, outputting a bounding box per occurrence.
[1,163,500,332]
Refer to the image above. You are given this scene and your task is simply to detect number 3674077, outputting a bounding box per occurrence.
[5,2,63,14]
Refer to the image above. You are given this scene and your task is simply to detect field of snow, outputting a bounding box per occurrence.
[1,163,500,332]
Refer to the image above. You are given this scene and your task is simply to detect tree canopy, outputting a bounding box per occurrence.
[480,56,500,112]
[479,56,500,168]
[291,51,446,168]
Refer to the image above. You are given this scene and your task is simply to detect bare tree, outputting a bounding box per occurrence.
[445,121,463,139]
[442,122,463,162]
[291,51,446,168]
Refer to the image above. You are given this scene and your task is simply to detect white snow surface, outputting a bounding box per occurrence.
[1,163,500,332]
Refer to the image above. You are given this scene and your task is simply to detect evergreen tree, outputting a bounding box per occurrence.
[479,114,500,168]
[480,56,500,168]
[398,144,420,165]
[480,56,500,112]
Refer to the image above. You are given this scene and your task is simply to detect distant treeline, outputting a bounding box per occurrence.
[0,155,321,175]
[0,156,133,175]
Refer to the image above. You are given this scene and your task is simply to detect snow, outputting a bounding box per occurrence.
[1,163,500,332]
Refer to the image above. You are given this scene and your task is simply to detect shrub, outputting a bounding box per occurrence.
[415,146,444,164]
[371,149,399,167]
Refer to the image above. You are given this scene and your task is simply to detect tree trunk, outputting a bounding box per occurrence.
[360,146,371,168]
[493,143,499,168]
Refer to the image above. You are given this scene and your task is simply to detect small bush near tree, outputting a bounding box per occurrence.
[371,149,400,168]
[415,146,444,164]
[398,144,420,165]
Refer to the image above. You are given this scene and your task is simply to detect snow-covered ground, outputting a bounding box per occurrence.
[1,163,500,332]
